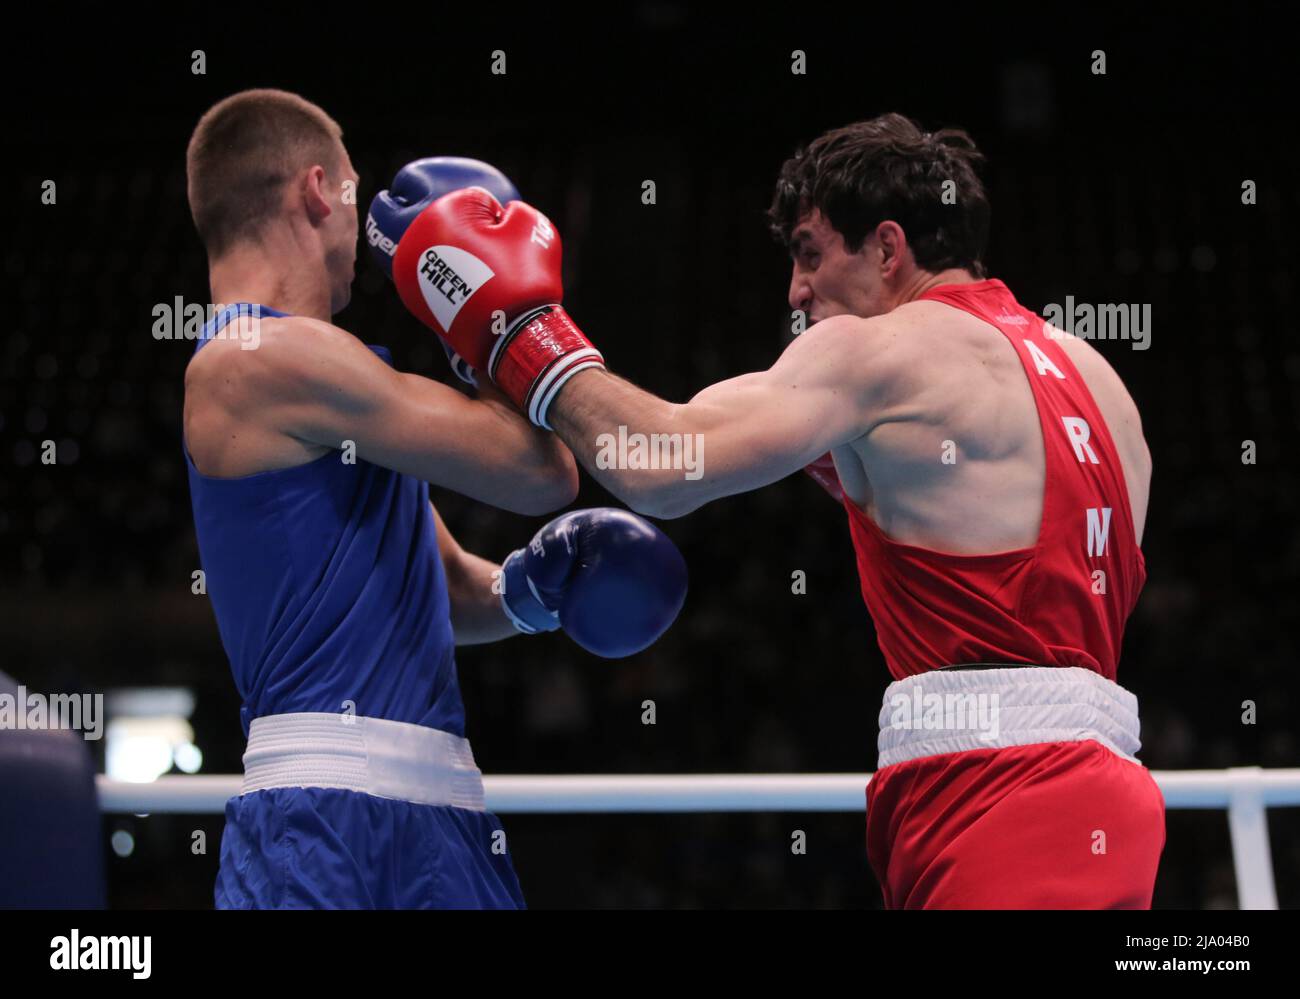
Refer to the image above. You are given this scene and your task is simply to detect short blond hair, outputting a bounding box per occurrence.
[186,88,343,256]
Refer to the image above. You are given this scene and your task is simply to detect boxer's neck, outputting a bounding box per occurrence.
[207,229,333,322]
[898,267,981,307]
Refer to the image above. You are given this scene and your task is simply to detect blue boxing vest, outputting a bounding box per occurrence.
[186,305,522,909]
[184,305,465,738]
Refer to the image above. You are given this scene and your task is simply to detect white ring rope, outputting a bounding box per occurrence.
[95,768,1300,815]
[94,768,1300,909]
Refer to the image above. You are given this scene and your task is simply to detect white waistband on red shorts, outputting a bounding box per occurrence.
[240,712,486,811]
[876,666,1142,770]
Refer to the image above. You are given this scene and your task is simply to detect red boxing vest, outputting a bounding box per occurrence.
[844,278,1146,681]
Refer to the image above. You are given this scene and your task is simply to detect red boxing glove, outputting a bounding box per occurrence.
[804,452,846,503]
[391,187,604,427]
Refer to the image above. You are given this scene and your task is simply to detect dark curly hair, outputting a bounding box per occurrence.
[768,113,989,277]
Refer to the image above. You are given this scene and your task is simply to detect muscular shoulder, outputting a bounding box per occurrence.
[795,312,913,383]
[1051,328,1137,410]
[184,315,362,410]
[810,301,981,361]
[794,305,961,407]
[1051,327,1150,464]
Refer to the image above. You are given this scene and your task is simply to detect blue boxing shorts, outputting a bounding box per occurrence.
[215,713,524,909]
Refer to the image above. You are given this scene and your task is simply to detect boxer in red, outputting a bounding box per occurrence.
[378,112,1165,908]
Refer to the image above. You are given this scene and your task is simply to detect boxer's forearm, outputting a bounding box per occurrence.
[443,547,519,645]
[550,327,871,519]
[549,369,702,518]
[430,503,518,645]
[467,380,580,509]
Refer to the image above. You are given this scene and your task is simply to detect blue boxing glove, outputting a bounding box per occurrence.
[500,508,688,659]
[366,156,521,280]
[366,157,522,384]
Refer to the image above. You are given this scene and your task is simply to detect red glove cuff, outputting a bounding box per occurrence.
[490,305,605,428]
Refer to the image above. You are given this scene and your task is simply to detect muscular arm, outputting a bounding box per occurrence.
[233,317,578,515]
[430,503,519,645]
[548,316,885,518]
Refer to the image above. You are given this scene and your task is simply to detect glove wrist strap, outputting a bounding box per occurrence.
[490,305,604,429]
[500,549,562,635]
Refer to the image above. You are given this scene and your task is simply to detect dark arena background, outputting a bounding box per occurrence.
[1,3,1297,919]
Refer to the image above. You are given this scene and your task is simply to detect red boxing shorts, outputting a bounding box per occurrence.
[865,666,1166,909]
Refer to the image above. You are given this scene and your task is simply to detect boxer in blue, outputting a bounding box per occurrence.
[182,89,687,909]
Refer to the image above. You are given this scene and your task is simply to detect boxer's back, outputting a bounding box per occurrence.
[835,277,1148,680]
[840,289,1150,556]
[848,282,1161,908]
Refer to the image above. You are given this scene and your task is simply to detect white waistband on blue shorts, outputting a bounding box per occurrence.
[240,712,486,811]
[876,666,1142,770]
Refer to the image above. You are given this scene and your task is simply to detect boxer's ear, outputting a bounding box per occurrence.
[302,164,333,224]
